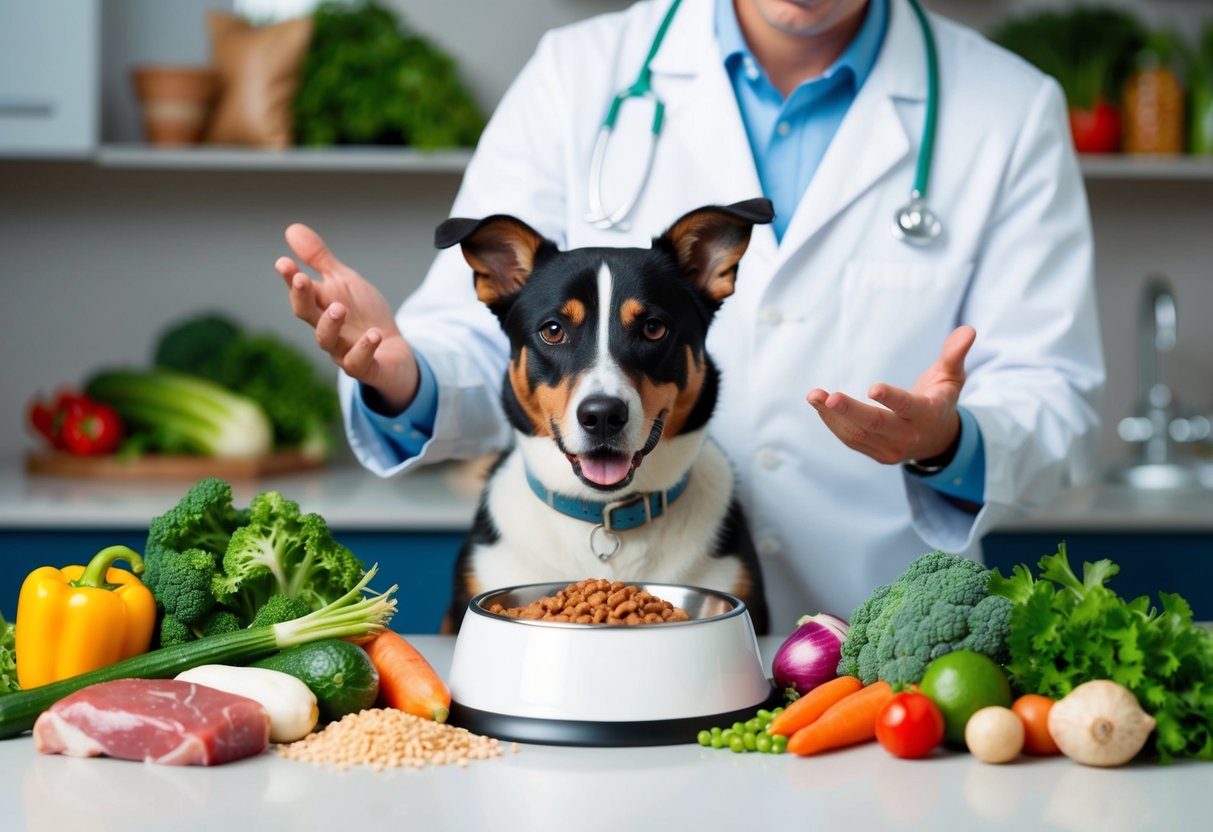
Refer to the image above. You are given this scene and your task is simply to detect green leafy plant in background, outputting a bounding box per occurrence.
[292,0,486,148]
[0,613,17,695]
[989,6,1147,109]
[1190,23,1213,154]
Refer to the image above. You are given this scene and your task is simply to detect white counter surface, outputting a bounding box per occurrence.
[1,455,1211,533]
[0,636,1205,832]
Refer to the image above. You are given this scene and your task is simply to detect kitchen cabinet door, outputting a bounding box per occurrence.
[0,0,99,157]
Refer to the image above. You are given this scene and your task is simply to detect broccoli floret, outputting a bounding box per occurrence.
[143,477,246,594]
[158,614,195,648]
[198,609,242,638]
[153,313,242,380]
[155,547,218,625]
[213,491,364,622]
[249,594,312,629]
[836,551,1012,687]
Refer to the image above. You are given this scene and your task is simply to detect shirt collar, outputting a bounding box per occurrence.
[714,0,889,93]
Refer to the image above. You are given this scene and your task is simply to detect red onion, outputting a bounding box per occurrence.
[771,612,849,698]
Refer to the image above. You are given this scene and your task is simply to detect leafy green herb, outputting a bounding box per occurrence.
[989,7,1146,109]
[292,0,485,148]
[0,612,18,695]
[988,543,1213,762]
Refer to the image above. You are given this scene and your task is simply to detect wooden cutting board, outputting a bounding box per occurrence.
[24,450,327,481]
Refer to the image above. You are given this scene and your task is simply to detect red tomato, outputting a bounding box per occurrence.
[1012,694,1060,756]
[876,691,945,759]
[59,404,124,455]
[1069,100,1122,154]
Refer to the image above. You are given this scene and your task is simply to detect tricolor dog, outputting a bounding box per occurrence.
[435,199,774,635]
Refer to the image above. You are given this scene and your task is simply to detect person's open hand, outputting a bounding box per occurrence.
[805,326,976,465]
[276,224,418,413]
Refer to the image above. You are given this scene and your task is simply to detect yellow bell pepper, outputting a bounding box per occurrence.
[15,545,156,688]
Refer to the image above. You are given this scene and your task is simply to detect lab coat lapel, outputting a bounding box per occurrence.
[648,0,777,263]
[774,0,926,266]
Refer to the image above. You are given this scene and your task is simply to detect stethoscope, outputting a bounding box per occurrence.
[585,0,943,246]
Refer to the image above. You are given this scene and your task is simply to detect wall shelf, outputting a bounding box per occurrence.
[93,143,474,173]
[8,144,1212,180]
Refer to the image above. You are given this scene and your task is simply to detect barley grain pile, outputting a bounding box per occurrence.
[278,708,507,770]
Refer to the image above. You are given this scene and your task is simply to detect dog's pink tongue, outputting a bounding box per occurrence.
[579,455,632,486]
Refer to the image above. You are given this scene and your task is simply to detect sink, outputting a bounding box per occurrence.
[1108,461,1205,491]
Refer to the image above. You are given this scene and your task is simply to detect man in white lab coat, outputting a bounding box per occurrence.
[276,0,1104,629]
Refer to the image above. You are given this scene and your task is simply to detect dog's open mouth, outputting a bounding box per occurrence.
[554,412,666,492]
[567,450,645,488]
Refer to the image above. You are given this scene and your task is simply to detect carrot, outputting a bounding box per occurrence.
[787,680,895,756]
[768,675,864,737]
[363,629,452,723]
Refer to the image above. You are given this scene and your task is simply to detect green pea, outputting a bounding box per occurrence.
[745,718,762,733]
[732,722,746,734]
[772,735,788,754]
[710,734,725,749]
[743,732,757,751]
[729,735,745,753]
[755,733,773,753]
[756,709,772,721]
[697,730,712,746]
[710,726,722,737]
[772,707,784,715]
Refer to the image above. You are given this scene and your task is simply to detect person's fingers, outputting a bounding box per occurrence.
[285,223,346,278]
[869,383,914,418]
[288,272,323,326]
[937,325,976,376]
[314,303,347,354]
[341,329,383,380]
[275,255,303,286]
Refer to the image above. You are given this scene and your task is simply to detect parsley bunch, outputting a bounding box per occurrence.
[988,543,1213,762]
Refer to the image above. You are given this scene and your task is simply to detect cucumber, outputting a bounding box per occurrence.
[253,639,379,721]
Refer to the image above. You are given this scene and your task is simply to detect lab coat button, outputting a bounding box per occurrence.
[391,424,406,434]
[760,307,782,325]
[757,448,781,470]
[756,536,781,557]
[776,121,791,137]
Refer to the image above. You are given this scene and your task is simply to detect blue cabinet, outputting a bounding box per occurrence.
[982,531,1213,620]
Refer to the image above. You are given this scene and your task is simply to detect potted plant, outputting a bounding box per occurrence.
[291,1,485,149]
[990,7,1147,154]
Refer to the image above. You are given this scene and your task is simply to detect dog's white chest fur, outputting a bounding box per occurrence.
[471,439,745,594]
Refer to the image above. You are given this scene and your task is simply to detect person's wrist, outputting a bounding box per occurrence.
[904,420,962,476]
[362,354,420,416]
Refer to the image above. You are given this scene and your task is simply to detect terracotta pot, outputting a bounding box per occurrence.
[131,66,218,145]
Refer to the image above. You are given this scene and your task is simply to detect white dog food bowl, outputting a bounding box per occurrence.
[447,582,778,746]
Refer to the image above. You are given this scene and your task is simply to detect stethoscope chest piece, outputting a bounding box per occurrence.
[892,191,942,246]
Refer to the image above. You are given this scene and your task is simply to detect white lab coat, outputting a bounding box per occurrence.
[342,0,1105,629]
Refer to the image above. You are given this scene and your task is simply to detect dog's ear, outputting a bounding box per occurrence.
[435,214,549,307]
[655,198,774,303]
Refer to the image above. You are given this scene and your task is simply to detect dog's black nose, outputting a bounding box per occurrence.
[577,395,629,440]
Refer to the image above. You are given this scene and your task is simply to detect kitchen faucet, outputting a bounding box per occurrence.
[1114,274,1210,488]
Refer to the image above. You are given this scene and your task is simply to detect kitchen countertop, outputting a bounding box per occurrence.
[2,454,1211,533]
[0,635,1205,831]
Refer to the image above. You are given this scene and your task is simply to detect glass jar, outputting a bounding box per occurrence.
[1122,40,1186,155]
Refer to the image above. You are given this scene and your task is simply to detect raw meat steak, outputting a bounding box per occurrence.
[33,678,269,765]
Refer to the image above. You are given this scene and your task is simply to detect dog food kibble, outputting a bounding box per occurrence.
[487,579,692,624]
[277,708,504,770]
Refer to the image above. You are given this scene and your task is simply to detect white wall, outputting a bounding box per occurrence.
[2,0,1211,471]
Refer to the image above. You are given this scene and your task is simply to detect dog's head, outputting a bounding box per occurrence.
[436,199,773,494]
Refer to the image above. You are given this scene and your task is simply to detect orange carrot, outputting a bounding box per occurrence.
[787,680,895,756]
[364,629,452,723]
[768,675,864,737]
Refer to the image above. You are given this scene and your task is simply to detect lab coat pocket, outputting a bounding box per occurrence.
[837,260,974,393]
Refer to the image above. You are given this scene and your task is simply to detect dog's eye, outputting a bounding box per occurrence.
[539,321,567,345]
[641,319,668,342]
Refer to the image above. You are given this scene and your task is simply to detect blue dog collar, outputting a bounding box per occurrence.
[524,466,691,532]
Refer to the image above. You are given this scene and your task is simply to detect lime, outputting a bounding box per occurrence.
[919,650,1012,748]
[254,639,380,721]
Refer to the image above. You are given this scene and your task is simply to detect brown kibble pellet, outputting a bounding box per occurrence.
[278,709,505,770]
[488,579,691,625]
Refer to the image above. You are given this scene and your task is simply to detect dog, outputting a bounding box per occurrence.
[435,199,774,635]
